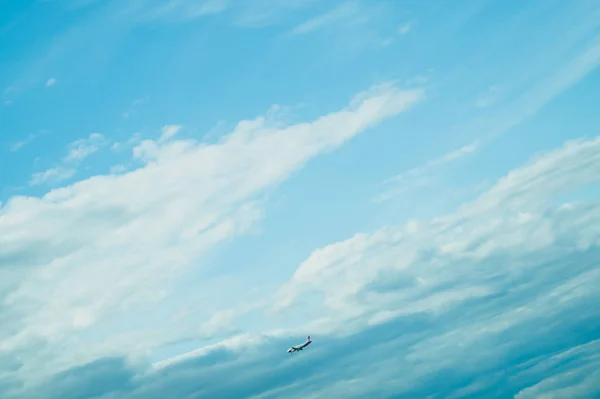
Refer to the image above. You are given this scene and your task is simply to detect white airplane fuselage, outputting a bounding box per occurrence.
[287,336,312,353]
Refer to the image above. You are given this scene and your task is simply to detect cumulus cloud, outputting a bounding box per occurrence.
[256,135,600,398]
[278,137,600,323]
[0,83,423,392]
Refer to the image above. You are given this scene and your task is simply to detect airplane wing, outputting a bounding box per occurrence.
[288,335,312,352]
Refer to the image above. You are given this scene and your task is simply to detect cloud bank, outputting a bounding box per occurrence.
[0,83,423,395]
[4,97,600,398]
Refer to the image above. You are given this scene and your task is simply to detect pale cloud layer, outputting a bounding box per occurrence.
[277,136,600,325]
[0,83,423,391]
[3,1,600,398]
[7,129,600,399]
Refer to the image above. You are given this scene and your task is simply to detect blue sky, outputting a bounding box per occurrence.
[2,0,600,398]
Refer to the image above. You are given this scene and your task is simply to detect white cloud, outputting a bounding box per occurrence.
[475,85,501,108]
[397,22,411,35]
[289,2,366,35]
[193,0,228,15]
[513,340,600,399]
[141,0,228,23]
[158,125,182,142]
[63,132,107,163]
[121,96,149,119]
[232,0,319,28]
[28,133,108,187]
[5,117,600,399]
[481,39,600,143]
[45,78,56,87]
[452,137,600,218]
[153,332,269,371]
[276,135,600,334]
[9,131,48,152]
[111,133,142,152]
[4,86,18,94]
[29,166,76,186]
[109,164,128,174]
[221,136,600,399]
[379,37,393,47]
[0,83,423,384]
[10,140,28,152]
[377,37,600,205]
[375,141,478,202]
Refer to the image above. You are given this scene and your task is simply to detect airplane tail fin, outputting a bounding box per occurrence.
[307,335,311,341]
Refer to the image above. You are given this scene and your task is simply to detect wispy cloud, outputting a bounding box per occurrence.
[4,86,18,94]
[111,132,142,152]
[375,142,478,202]
[4,2,600,398]
[277,134,600,330]
[63,133,107,163]
[158,125,182,142]
[27,133,108,186]
[7,0,229,94]
[14,132,600,399]
[109,164,128,174]
[9,131,48,152]
[140,0,228,23]
[61,0,104,10]
[397,22,412,35]
[231,0,318,28]
[122,96,148,119]
[289,2,366,36]
[377,35,600,204]
[475,85,501,108]
[30,166,76,186]
[379,21,413,47]
[482,38,600,142]
[0,83,423,383]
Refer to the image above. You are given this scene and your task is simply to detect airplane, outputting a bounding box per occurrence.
[287,336,312,353]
